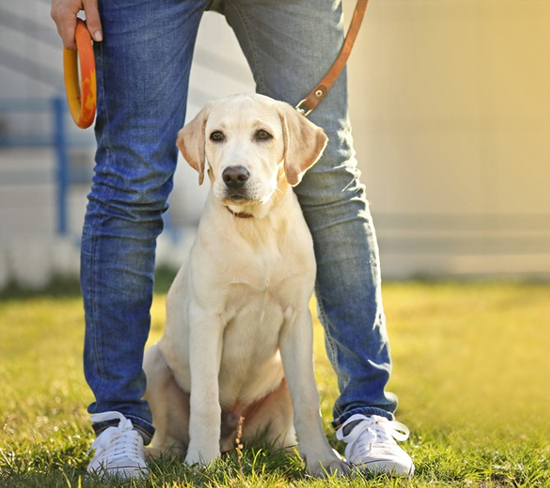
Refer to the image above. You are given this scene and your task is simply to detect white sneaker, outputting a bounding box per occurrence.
[87,412,149,478]
[336,414,415,476]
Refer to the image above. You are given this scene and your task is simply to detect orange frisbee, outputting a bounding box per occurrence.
[63,19,96,129]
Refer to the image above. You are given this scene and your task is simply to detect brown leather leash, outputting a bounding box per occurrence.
[296,0,370,117]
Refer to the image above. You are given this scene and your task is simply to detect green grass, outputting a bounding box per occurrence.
[1,281,549,487]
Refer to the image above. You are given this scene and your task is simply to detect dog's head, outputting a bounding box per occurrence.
[177,94,327,209]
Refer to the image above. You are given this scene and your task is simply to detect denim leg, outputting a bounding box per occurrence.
[83,0,208,441]
[219,0,398,425]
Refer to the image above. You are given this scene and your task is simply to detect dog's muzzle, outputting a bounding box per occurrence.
[222,166,251,202]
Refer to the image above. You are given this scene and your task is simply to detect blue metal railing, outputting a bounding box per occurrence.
[52,97,70,234]
[0,97,180,239]
[0,96,94,235]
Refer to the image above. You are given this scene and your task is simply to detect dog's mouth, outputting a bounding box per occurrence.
[222,190,254,205]
[228,194,248,202]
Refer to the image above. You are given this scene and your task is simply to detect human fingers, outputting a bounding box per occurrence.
[82,0,103,43]
[51,0,80,49]
[51,0,102,49]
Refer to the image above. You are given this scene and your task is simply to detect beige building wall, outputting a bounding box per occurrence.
[345,0,550,277]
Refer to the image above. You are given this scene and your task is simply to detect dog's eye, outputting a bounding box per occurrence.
[210,131,225,142]
[255,129,273,141]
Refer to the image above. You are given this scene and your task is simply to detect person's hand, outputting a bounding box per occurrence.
[51,0,102,50]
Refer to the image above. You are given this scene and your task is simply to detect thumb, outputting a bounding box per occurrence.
[83,0,103,42]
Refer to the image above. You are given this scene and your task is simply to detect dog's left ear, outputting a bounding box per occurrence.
[277,102,328,186]
[176,104,212,185]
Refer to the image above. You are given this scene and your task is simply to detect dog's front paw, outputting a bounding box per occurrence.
[306,450,350,478]
[184,443,221,467]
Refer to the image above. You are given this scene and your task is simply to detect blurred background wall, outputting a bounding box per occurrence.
[347,0,550,278]
[1,0,549,289]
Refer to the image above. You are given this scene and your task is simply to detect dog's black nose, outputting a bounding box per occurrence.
[222,166,250,189]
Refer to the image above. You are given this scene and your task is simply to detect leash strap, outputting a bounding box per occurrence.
[296,0,370,117]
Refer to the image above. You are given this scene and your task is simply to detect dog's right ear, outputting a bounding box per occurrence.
[176,105,211,185]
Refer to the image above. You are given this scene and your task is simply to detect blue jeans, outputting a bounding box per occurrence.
[83,0,397,443]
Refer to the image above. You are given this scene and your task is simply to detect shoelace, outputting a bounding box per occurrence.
[336,414,410,462]
[88,412,143,464]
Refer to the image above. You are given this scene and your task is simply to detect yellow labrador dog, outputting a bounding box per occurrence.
[143,93,347,476]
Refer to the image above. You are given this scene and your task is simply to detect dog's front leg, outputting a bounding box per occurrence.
[184,304,224,466]
[280,308,348,477]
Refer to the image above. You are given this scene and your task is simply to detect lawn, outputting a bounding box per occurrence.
[1,281,549,487]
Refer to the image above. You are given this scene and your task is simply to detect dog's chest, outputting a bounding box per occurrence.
[229,244,296,288]
[214,226,314,405]
[218,293,286,406]
[222,229,315,310]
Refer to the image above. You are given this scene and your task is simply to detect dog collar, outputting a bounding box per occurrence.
[225,206,254,219]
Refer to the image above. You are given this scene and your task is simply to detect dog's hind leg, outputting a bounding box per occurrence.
[143,344,190,456]
[241,379,297,449]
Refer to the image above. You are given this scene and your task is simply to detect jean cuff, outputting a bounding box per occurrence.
[332,407,394,430]
[92,414,155,445]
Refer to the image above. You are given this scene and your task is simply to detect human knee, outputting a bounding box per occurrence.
[296,159,366,210]
[88,167,174,224]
